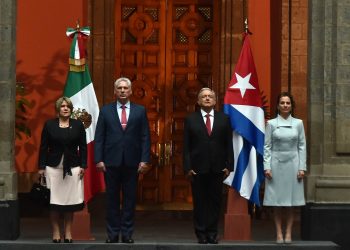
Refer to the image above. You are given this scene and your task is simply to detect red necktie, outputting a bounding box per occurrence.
[205,114,211,135]
[121,105,127,130]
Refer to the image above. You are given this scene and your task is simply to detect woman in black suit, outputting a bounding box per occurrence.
[38,96,87,243]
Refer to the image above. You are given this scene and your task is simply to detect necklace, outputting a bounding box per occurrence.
[59,119,69,128]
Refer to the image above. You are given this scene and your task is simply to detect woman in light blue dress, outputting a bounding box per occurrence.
[263,92,306,244]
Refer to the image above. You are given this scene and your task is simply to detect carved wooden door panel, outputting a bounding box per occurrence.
[115,0,218,209]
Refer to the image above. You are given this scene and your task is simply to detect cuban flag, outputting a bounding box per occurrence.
[223,33,265,206]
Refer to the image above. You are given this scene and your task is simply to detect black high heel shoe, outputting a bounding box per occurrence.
[64,238,73,243]
[52,239,61,243]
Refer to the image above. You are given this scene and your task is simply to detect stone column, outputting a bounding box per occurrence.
[302,0,350,246]
[0,0,19,240]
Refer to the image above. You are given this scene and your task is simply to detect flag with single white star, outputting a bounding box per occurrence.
[223,33,265,206]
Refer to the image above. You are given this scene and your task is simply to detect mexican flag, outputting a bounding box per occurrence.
[64,26,105,203]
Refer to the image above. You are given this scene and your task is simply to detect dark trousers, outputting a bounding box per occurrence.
[104,165,138,240]
[191,172,224,239]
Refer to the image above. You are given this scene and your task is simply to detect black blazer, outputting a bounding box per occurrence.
[94,102,151,167]
[38,118,87,169]
[183,110,234,174]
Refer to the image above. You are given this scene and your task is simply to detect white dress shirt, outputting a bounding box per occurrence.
[116,101,130,123]
[200,109,214,129]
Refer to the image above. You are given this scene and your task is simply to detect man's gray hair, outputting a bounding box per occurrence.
[114,77,132,88]
[197,87,216,99]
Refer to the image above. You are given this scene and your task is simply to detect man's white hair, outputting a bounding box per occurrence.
[114,77,132,88]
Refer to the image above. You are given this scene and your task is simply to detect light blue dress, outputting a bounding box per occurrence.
[263,115,306,206]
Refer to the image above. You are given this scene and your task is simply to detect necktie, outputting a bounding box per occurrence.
[205,114,211,135]
[121,105,127,130]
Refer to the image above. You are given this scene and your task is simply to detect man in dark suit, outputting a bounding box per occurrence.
[183,87,234,244]
[94,77,151,244]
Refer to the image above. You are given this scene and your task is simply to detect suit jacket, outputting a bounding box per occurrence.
[94,102,151,167]
[183,110,234,174]
[38,118,87,169]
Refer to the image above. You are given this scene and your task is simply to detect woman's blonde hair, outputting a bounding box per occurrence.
[55,96,73,113]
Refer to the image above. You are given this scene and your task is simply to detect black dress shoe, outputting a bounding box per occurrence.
[121,237,134,243]
[207,237,218,244]
[105,237,119,243]
[197,238,208,244]
[52,239,61,243]
[64,238,73,243]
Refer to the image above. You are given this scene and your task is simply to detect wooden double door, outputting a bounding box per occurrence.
[113,0,220,209]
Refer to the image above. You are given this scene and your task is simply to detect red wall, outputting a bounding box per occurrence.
[16,0,87,191]
[247,0,308,123]
[248,0,272,114]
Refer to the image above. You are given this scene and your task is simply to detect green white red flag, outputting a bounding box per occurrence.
[64,26,105,203]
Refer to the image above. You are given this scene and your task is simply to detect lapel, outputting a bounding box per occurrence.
[211,111,218,136]
[126,103,136,131]
[276,114,293,128]
[110,102,123,131]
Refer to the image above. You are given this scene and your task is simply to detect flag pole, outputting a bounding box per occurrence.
[223,17,252,241]
[244,18,253,35]
[224,189,251,240]
[72,207,94,240]
[76,19,80,30]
